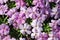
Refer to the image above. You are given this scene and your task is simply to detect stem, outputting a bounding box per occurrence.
[3,16,8,23]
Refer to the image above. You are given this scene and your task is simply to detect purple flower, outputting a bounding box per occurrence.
[0,4,8,15]
[0,24,10,36]
[37,32,48,40]
[0,0,8,4]
[2,35,11,40]
[6,8,17,17]
[2,35,16,40]
[49,19,60,39]
[15,0,26,7]
[8,11,26,29]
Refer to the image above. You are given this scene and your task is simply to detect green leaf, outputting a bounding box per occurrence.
[9,27,20,39]
[0,15,8,24]
[42,16,52,34]
[9,25,24,39]
[43,23,51,34]
[25,0,33,6]
[49,2,56,9]
[26,18,32,24]
[7,1,16,8]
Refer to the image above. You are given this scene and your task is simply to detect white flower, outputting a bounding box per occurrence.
[8,18,13,25]
[51,6,58,17]
[56,0,60,3]
[0,0,8,4]
[32,28,42,33]
[11,38,16,40]
[31,28,42,38]
[57,19,60,25]
[48,37,53,40]
[10,0,15,1]
[3,0,8,3]
[31,19,42,29]
[31,19,43,38]
[19,23,31,35]
[31,32,40,38]
[31,19,37,27]
[20,7,27,13]
[48,37,59,40]
[19,38,25,40]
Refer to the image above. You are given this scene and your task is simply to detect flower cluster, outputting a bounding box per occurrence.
[0,0,60,40]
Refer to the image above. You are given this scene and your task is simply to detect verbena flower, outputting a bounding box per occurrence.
[0,0,8,4]
[6,8,17,17]
[19,38,26,40]
[0,0,60,40]
[2,35,16,40]
[31,19,43,38]
[15,0,26,7]
[19,23,31,35]
[0,4,8,15]
[37,32,48,40]
[0,24,10,36]
[49,19,60,39]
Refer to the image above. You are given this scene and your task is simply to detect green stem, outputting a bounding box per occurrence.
[3,16,8,23]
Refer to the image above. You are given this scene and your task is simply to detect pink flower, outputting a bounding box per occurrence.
[0,4,8,15]
[0,24,10,36]
[15,0,25,7]
[2,35,10,40]
[0,0,8,4]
